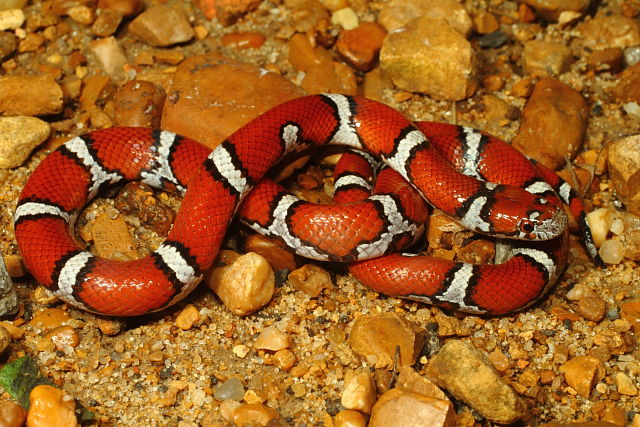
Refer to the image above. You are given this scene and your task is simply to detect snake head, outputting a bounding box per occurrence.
[473,184,568,240]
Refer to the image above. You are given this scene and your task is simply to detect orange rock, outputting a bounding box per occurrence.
[128,5,194,47]
[221,31,265,49]
[559,355,605,397]
[232,402,279,426]
[243,234,296,272]
[607,134,640,215]
[620,302,640,333]
[90,212,140,261]
[369,388,456,427]
[336,22,386,71]
[29,308,71,331]
[0,400,26,427]
[512,78,588,170]
[349,312,425,369]
[523,40,573,77]
[113,80,165,128]
[97,0,143,18]
[27,385,78,427]
[287,264,333,297]
[43,325,80,351]
[341,370,376,414]
[162,53,305,149]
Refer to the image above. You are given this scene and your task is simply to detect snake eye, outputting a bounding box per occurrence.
[520,219,535,234]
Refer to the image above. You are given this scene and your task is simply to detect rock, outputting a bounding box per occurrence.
[599,239,624,264]
[614,63,640,103]
[0,116,50,168]
[586,207,615,248]
[425,340,526,424]
[368,388,456,427]
[512,78,588,170]
[380,16,476,101]
[114,182,175,235]
[214,377,245,401]
[559,355,605,397]
[254,325,292,351]
[587,48,623,74]
[113,80,165,128]
[0,31,17,60]
[97,0,143,18]
[91,213,140,261]
[0,75,63,116]
[613,372,638,396]
[520,0,590,21]
[607,134,640,215]
[92,8,123,37]
[243,234,296,271]
[221,31,266,49]
[27,385,78,427]
[272,349,296,371]
[162,53,305,148]
[175,304,200,330]
[341,370,376,414]
[396,366,448,401]
[0,9,24,31]
[88,36,127,78]
[336,21,386,71]
[523,40,573,76]
[578,15,640,50]
[42,325,80,352]
[378,0,472,36]
[0,253,18,316]
[199,0,262,26]
[287,264,333,297]
[96,317,123,336]
[0,324,10,354]
[331,7,358,30]
[233,403,280,426]
[128,5,194,47]
[349,312,425,369]
[205,252,275,316]
[575,297,606,322]
[335,410,367,427]
[0,400,26,427]
[473,12,499,34]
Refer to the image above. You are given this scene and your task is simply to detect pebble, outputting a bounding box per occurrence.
[331,7,358,30]
[607,134,640,215]
[254,325,291,351]
[378,0,472,36]
[175,304,200,330]
[613,372,637,396]
[425,340,526,424]
[128,5,194,47]
[0,116,50,168]
[334,409,367,427]
[90,212,139,261]
[113,182,175,235]
[290,382,306,398]
[27,385,78,427]
[287,264,333,297]
[96,317,123,336]
[29,308,71,331]
[578,15,640,50]
[599,239,624,265]
[559,355,605,397]
[614,63,640,103]
[396,366,448,401]
[205,252,275,316]
[341,370,376,414]
[88,36,127,78]
[162,53,305,149]
[368,388,456,427]
[576,297,606,322]
[620,302,640,333]
[272,349,296,371]
[587,47,623,74]
[624,46,640,67]
[0,9,23,31]
[206,0,261,26]
[31,286,59,306]
[92,8,123,37]
[336,21,386,71]
[113,80,165,128]
[233,403,279,426]
[348,312,425,369]
[43,325,80,352]
[473,12,499,35]
[221,31,265,49]
[214,377,245,401]
[243,233,296,271]
[0,75,62,116]
[0,253,18,316]
[523,40,573,77]
[380,16,476,101]
[98,0,143,18]
[512,78,588,170]
[0,400,26,427]
[0,324,10,354]
[586,208,615,248]
[520,0,590,21]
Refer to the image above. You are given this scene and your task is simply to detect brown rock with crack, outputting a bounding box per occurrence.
[608,134,640,216]
[425,340,527,424]
[162,54,305,148]
[512,78,588,170]
[559,355,605,397]
[368,388,456,427]
[349,312,425,369]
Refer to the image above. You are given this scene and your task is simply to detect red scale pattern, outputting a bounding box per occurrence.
[15,95,580,316]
